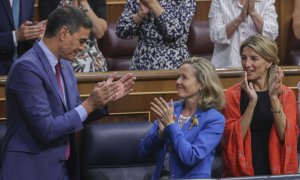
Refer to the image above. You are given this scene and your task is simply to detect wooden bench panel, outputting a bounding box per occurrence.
[0,67,299,121]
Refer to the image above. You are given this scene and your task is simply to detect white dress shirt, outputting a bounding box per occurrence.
[208,0,278,68]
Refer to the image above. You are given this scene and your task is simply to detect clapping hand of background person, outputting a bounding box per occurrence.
[140,0,164,17]
[239,0,249,21]
[76,0,107,38]
[246,0,263,33]
[138,0,150,17]
[248,0,256,15]
[238,0,257,21]
[60,0,85,8]
[16,21,46,41]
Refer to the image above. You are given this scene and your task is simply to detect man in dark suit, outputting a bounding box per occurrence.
[0,6,135,180]
[0,0,45,75]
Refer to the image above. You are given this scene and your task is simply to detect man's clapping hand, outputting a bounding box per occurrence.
[103,73,136,100]
[82,73,136,113]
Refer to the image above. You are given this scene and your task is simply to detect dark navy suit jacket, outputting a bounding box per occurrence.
[0,42,105,180]
[0,0,35,75]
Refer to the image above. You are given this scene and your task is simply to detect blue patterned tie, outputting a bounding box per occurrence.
[12,0,20,29]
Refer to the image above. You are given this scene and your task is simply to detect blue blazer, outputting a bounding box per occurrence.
[0,0,35,75]
[0,43,87,180]
[140,100,225,179]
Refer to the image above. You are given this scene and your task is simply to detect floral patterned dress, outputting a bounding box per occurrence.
[60,0,107,72]
[116,0,196,70]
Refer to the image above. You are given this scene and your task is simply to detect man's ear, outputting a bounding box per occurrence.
[58,26,69,41]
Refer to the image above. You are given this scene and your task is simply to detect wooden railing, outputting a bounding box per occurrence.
[1,66,299,121]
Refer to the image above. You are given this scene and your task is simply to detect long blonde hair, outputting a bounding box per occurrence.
[181,57,225,111]
[240,35,280,88]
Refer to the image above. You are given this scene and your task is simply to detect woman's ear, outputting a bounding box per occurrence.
[198,83,204,91]
[266,61,273,70]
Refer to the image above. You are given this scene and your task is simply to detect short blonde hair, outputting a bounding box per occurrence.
[240,35,279,87]
[181,57,225,111]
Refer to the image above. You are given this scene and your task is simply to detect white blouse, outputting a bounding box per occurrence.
[208,0,278,68]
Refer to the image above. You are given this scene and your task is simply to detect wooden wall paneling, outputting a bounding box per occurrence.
[79,67,300,121]
[277,0,294,63]
[0,83,5,120]
[0,101,5,121]
[193,0,211,21]
[107,2,125,23]
[0,86,4,99]
[275,0,281,61]
[34,0,39,21]
[1,67,299,121]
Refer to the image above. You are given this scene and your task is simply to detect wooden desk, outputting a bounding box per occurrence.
[1,66,299,121]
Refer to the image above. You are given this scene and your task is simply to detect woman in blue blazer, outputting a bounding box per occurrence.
[140,57,226,179]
